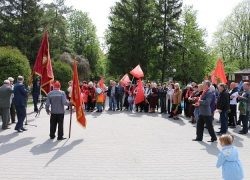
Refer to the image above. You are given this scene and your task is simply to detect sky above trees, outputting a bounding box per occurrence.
[43,0,243,45]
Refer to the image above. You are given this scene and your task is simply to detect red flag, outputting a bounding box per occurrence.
[71,59,87,128]
[120,74,130,86]
[30,31,54,95]
[130,65,144,78]
[214,59,227,84]
[134,78,144,104]
[211,71,217,85]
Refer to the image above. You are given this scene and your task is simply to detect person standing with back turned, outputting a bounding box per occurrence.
[14,76,30,132]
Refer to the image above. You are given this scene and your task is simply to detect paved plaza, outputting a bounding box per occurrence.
[1,103,250,180]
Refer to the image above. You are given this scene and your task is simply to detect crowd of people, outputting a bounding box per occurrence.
[0,76,247,179]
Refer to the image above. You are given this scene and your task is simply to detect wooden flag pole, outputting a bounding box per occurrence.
[69,105,73,138]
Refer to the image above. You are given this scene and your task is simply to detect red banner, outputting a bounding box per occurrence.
[134,78,144,104]
[130,65,144,78]
[211,71,217,85]
[214,59,227,84]
[120,74,130,86]
[71,59,87,128]
[31,31,54,95]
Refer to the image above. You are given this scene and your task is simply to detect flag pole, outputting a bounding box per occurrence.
[69,105,72,138]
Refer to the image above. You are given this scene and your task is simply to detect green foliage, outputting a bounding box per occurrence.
[0,47,31,86]
[212,0,249,75]
[52,60,73,92]
[68,10,100,76]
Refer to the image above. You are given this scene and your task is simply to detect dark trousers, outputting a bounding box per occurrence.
[184,100,191,117]
[10,101,16,123]
[228,104,237,126]
[32,93,39,111]
[167,99,171,114]
[220,110,228,133]
[124,95,129,109]
[116,95,123,110]
[240,111,249,133]
[15,106,26,130]
[160,97,166,113]
[50,114,64,139]
[196,115,217,141]
[1,107,10,129]
[144,102,149,112]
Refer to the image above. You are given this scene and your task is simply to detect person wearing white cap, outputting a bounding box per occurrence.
[8,77,16,123]
[0,80,14,129]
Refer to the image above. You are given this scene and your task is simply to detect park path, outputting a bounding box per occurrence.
[0,103,250,180]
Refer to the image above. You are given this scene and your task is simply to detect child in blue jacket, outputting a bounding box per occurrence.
[216,135,244,180]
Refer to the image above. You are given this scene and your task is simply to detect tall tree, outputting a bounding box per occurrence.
[174,5,208,84]
[106,0,158,77]
[155,0,182,82]
[0,0,44,65]
[42,0,73,60]
[67,10,100,78]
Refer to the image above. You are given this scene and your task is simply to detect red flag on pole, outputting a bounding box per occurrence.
[211,71,217,85]
[130,65,144,79]
[134,78,144,104]
[214,59,227,84]
[71,59,87,128]
[29,31,54,95]
[120,74,130,86]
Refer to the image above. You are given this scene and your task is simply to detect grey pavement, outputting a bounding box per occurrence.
[0,103,250,180]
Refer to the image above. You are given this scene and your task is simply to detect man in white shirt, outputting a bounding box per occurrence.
[228,82,238,128]
[8,77,16,124]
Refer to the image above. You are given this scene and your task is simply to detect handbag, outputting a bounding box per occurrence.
[239,101,247,115]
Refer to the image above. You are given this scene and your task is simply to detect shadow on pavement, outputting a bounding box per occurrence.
[44,139,83,167]
[0,132,19,144]
[199,141,220,157]
[0,137,35,156]
[30,139,60,155]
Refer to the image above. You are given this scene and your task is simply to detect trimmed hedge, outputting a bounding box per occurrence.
[0,46,31,86]
[52,60,73,92]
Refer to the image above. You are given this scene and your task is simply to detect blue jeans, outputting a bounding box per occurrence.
[240,111,249,133]
[109,96,117,110]
[220,110,228,133]
[129,103,133,111]
[32,93,39,111]
[194,107,199,122]
[97,106,102,111]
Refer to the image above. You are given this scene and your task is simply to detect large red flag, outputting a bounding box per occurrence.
[134,78,144,104]
[130,65,144,78]
[214,59,227,84]
[30,31,54,95]
[211,71,217,85]
[71,59,87,128]
[120,74,130,86]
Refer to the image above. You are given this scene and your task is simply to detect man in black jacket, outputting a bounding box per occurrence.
[159,83,168,114]
[216,83,230,135]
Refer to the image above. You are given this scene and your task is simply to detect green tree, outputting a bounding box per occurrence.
[155,0,182,82]
[106,0,159,77]
[52,60,73,92]
[0,46,31,85]
[174,5,208,84]
[0,0,44,66]
[42,0,73,59]
[212,0,250,74]
[67,10,100,77]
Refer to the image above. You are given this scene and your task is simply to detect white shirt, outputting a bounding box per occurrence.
[67,86,72,98]
[230,91,238,105]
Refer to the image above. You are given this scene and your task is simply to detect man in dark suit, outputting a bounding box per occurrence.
[0,80,14,130]
[32,76,40,112]
[116,81,125,111]
[14,76,30,132]
[193,81,217,142]
[216,83,230,135]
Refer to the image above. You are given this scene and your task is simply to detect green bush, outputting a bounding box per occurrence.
[52,60,73,92]
[0,46,31,86]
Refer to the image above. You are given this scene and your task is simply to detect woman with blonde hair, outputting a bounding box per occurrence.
[169,83,182,120]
